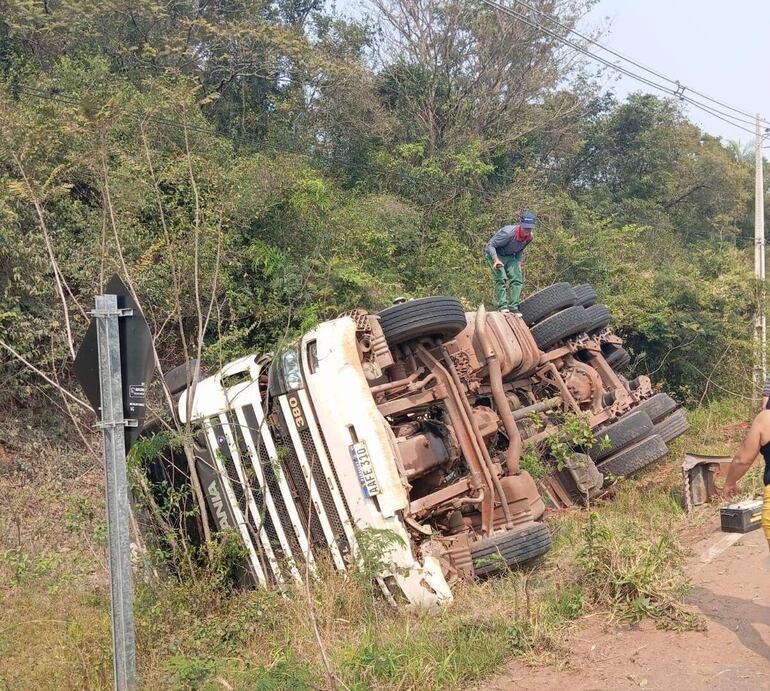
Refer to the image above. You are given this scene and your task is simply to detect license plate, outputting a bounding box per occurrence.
[349,441,380,497]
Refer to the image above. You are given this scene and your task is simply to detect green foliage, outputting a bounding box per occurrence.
[339,619,513,689]
[63,496,106,546]
[0,547,60,586]
[576,511,705,631]
[472,551,508,573]
[353,527,407,581]
[542,586,585,622]
[522,412,596,474]
[0,1,762,407]
[520,444,549,479]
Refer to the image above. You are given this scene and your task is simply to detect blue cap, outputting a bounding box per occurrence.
[520,211,536,229]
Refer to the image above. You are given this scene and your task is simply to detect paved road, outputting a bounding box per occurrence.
[485,525,770,690]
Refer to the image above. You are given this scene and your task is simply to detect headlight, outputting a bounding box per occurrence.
[281,348,303,391]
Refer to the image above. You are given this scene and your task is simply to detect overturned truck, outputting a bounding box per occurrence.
[138,283,687,607]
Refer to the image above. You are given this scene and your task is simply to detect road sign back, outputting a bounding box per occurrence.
[74,274,155,451]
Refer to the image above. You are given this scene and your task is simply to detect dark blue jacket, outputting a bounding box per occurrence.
[486,224,533,261]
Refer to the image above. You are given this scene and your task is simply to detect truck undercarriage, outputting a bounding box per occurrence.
[136,283,687,607]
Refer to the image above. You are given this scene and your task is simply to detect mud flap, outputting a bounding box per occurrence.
[682,453,731,513]
[542,454,604,508]
[564,453,604,497]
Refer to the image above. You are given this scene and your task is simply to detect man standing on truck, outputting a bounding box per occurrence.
[485,211,536,314]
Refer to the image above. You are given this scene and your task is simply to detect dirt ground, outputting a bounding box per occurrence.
[485,522,770,691]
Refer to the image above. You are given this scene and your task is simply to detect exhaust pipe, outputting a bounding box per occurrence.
[476,305,523,475]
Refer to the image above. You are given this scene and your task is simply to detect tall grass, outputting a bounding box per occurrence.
[1,396,761,689]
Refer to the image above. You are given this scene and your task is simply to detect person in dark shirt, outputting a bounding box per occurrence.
[485,212,535,314]
[721,399,770,553]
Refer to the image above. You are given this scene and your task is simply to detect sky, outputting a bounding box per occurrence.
[581,0,770,144]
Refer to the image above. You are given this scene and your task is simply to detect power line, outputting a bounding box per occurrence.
[479,0,756,135]
[509,0,770,129]
[478,0,759,136]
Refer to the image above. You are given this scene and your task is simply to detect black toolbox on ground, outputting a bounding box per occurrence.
[720,499,763,533]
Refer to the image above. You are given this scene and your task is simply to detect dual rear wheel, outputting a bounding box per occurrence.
[519,283,612,350]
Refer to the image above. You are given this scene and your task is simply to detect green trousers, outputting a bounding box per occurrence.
[486,253,523,310]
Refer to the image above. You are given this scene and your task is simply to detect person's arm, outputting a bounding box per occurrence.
[486,227,511,265]
[722,412,765,498]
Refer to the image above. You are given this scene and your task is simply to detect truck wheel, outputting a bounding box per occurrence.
[652,409,689,443]
[634,393,678,423]
[605,346,631,371]
[378,296,467,346]
[529,305,589,350]
[598,434,668,478]
[164,359,200,395]
[589,409,654,461]
[573,283,597,307]
[519,283,577,326]
[584,303,611,333]
[471,522,551,577]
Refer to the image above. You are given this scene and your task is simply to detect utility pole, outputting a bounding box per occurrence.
[755,113,767,395]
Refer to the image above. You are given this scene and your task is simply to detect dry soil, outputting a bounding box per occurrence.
[485,523,770,690]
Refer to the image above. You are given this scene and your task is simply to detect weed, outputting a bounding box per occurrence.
[520,443,548,478]
[235,652,314,690]
[4,396,758,689]
[166,655,219,689]
[353,527,407,581]
[472,551,508,574]
[523,412,597,473]
[339,618,512,690]
[576,511,705,631]
[542,585,585,622]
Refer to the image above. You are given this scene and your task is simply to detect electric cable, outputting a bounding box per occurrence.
[508,0,770,128]
[477,0,760,136]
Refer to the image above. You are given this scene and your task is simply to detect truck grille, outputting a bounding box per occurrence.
[297,426,351,557]
[199,386,355,586]
[240,405,303,567]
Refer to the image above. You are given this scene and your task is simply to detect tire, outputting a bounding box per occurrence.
[165,360,200,395]
[573,283,597,307]
[634,393,678,423]
[519,283,577,326]
[652,409,689,443]
[471,522,551,577]
[378,296,467,346]
[529,305,590,350]
[606,346,631,371]
[598,434,668,478]
[589,409,654,461]
[584,303,611,333]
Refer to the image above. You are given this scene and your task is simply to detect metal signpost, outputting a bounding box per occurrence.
[94,293,137,691]
[75,275,154,691]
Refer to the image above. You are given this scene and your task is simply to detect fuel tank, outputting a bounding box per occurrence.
[449,311,542,380]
